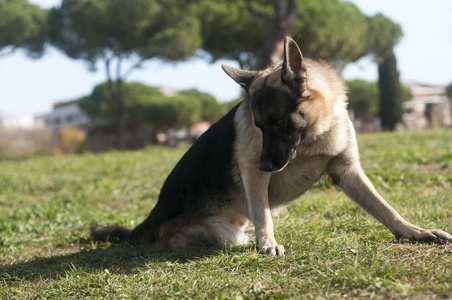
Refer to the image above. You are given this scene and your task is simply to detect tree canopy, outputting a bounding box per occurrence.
[367,13,403,63]
[199,0,369,69]
[48,0,202,148]
[79,82,163,127]
[48,0,201,68]
[133,89,223,129]
[294,0,368,67]
[0,0,47,58]
[197,0,265,69]
[79,82,223,130]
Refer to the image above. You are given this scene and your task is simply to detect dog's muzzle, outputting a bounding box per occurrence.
[259,160,274,172]
[259,146,298,173]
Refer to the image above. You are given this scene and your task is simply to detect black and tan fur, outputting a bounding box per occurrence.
[92,37,451,255]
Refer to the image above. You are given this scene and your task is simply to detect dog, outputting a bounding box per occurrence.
[92,36,451,255]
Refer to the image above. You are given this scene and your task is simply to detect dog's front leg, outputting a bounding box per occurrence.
[329,160,452,243]
[239,161,285,255]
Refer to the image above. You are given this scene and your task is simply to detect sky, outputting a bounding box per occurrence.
[1,0,451,117]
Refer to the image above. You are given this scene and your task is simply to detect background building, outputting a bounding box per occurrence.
[40,100,90,131]
[403,82,451,130]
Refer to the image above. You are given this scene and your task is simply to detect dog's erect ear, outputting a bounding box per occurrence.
[281,37,305,83]
[222,64,257,91]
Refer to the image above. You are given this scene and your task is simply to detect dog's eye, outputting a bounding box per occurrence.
[299,111,305,118]
[301,95,311,101]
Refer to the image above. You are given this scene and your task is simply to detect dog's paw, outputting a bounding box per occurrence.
[259,245,286,256]
[422,229,452,244]
[397,229,452,244]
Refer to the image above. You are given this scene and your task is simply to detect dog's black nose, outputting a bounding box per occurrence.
[259,161,274,172]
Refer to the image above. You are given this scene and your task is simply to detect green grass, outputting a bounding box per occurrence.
[1,129,451,299]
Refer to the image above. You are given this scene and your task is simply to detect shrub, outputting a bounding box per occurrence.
[59,126,86,154]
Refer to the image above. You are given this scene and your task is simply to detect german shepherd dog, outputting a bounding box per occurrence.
[92,37,451,255]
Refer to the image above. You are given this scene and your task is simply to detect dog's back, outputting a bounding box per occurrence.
[92,105,247,248]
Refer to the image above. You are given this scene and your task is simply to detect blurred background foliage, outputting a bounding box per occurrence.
[79,82,226,130]
[0,0,423,151]
[0,0,48,58]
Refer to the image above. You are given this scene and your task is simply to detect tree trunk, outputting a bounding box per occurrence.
[114,79,127,150]
[378,51,403,131]
[246,0,297,70]
[256,26,286,70]
[105,58,127,150]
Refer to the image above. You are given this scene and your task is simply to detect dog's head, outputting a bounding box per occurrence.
[223,37,310,172]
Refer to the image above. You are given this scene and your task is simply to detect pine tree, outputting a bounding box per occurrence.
[378,51,403,131]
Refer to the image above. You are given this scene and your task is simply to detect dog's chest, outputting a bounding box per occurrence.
[267,155,329,207]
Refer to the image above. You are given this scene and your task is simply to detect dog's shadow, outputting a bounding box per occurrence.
[1,241,231,281]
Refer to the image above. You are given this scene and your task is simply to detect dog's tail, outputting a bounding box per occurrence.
[91,225,132,243]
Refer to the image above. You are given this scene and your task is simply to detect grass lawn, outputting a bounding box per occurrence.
[1,129,451,299]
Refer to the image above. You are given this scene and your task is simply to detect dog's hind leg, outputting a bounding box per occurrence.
[207,209,250,246]
[158,211,250,251]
